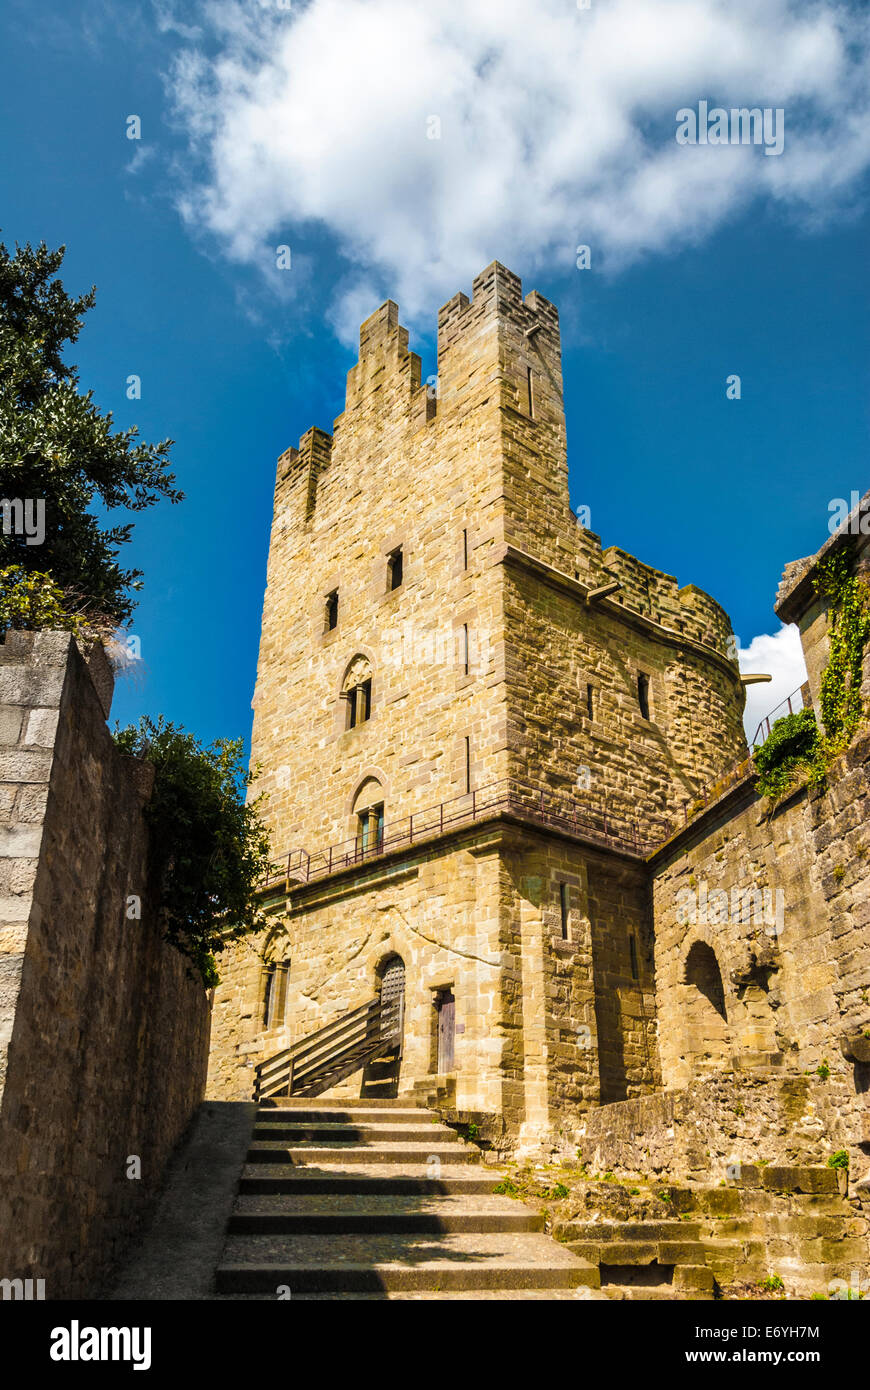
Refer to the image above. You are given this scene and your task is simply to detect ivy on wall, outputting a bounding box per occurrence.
[754,708,820,800]
[754,543,870,801]
[814,548,870,749]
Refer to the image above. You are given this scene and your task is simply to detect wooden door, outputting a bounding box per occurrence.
[380,956,405,1037]
[437,990,455,1073]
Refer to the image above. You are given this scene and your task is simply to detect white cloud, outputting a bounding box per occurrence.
[165,0,870,340]
[738,625,808,744]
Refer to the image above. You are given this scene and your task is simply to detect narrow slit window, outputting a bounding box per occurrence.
[637,672,651,721]
[274,963,289,1025]
[464,735,471,795]
[262,965,276,1026]
[462,528,468,569]
[462,623,470,676]
[325,589,338,631]
[629,934,639,981]
[387,546,403,591]
[586,683,595,720]
[559,883,570,940]
[526,366,534,418]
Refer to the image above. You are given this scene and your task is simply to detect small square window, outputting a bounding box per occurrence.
[387,547,403,591]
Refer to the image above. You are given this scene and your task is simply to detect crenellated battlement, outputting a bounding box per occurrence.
[597,544,736,656]
[266,261,735,677]
[273,426,333,525]
[437,261,560,357]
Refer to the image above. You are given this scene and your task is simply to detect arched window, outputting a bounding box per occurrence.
[352,777,384,856]
[342,655,373,730]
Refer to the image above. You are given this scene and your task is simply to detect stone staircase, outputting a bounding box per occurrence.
[552,1165,866,1300]
[215,1098,600,1298]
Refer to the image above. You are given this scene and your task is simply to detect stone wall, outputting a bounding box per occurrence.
[0,630,211,1298]
[575,1073,861,1181]
[650,727,870,1179]
[209,817,659,1137]
[504,557,746,828]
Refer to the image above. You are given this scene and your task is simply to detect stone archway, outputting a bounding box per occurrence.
[682,939,733,1077]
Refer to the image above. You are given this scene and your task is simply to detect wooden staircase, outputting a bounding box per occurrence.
[253,998,403,1102]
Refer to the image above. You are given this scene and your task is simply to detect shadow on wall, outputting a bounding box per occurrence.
[0,630,212,1298]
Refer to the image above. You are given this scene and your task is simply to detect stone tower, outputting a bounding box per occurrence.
[207,263,747,1142]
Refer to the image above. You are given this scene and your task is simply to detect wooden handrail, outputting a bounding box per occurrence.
[253,996,403,1101]
[255,997,377,1075]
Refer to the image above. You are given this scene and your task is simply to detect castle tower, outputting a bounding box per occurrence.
[207,264,747,1141]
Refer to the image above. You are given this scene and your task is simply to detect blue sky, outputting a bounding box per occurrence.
[1,0,868,751]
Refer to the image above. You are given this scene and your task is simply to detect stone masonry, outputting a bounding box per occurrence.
[208,262,747,1144]
[0,630,211,1297]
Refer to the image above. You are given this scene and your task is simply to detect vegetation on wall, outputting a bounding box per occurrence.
[753,707,820,800]
[0,566,88,639]
[753,544,870,801]
[814,548,870,750]
[113,717,272,987]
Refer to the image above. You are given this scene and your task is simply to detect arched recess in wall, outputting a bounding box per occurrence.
[681,938,733,1076]
[351,776,385,854]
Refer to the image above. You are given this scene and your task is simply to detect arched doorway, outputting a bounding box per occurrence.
[682,940,732,1076]
[379,954,406,1024]
[361,954,405,1100]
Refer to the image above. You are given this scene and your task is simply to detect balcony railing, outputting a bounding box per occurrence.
[751,685,807,748]
[264,777,675,889]
[261,691,818,891]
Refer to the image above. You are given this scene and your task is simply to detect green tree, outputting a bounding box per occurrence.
[0,238,181,629]
[113,718,273,986]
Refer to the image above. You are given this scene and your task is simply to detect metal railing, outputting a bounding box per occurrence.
[751,685,807,748]
[264,777,675,888]
[263,717,814,890]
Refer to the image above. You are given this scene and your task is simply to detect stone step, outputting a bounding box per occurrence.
[217,1288,604,1301]
[604,1285,682,1301]
[216,1233,600,1294]
[240,1164,503,1195]
[674,1264,716,1295]
[555,1220,701,1242]
[258,1096,421,1109]
[246,1143,478,1166]
[256,1107,431,1124]
[251,1122,459,1144]
[228,1193,543,1235]
[568,1238,708,1266]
